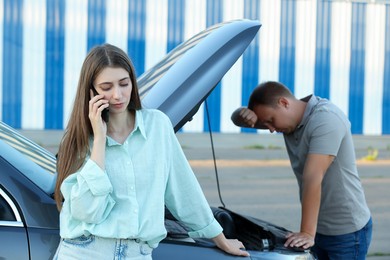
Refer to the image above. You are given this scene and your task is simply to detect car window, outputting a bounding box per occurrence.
[0,188,21,224]
[0,195,15,221]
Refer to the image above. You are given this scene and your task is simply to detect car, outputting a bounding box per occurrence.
[0,19,316,259]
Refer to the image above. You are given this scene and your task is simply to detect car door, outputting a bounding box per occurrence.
[0,185,29,259]
[0,137,60,260]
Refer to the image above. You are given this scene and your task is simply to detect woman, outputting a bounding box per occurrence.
[54,43,249,259]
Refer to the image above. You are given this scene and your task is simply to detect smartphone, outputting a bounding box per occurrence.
[91,87,109,123]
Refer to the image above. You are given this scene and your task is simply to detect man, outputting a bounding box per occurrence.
[231,81,372,259]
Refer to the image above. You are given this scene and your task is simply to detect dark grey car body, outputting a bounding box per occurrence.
[0,20,315,259]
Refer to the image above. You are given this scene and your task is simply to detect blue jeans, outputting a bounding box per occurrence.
[312,217,373,260]
[53,235,153,260]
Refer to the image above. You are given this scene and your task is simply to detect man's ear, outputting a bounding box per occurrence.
[278,97,289,108]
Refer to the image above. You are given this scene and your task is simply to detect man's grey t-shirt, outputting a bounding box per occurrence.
[284,95,370,236]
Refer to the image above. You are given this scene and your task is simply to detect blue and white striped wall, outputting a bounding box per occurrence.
[1,0,389,135]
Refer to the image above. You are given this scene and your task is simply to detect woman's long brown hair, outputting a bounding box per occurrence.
[54,44,142,210]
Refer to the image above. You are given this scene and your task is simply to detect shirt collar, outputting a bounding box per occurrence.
[106,109,147,146]
[297,94,319,129]
[134,109,147,139]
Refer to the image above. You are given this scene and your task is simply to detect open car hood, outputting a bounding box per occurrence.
[139,19,261,132]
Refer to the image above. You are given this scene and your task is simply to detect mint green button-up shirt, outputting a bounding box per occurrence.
[59,109,222,248]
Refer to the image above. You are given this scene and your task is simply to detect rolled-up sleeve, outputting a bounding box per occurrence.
[61,159,116,224]
[188,218,223,239]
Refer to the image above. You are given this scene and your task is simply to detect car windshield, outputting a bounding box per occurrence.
[0,121,56,175]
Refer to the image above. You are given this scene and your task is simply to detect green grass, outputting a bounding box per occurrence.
[244,144,282,150]
[267,145,282,150]
[367,252,390,257]
[244,144,265,150]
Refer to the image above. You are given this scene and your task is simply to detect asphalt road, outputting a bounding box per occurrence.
[22,130,390,259]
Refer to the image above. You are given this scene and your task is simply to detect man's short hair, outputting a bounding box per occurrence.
[248,81,293,110]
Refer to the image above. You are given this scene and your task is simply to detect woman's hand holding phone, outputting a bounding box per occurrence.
[91,88,109,123]
[89,89,109,170]
[89,89,109,139]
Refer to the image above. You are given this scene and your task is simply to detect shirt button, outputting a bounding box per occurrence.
[134,209,138,213]
[130,186,134,190]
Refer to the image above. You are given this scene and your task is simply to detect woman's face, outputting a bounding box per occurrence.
[93,67,133,115]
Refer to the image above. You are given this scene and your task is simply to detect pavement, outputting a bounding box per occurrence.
[20,130,390,259]
[19,129,390,159]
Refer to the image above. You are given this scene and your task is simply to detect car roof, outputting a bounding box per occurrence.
[0,19,260,196]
